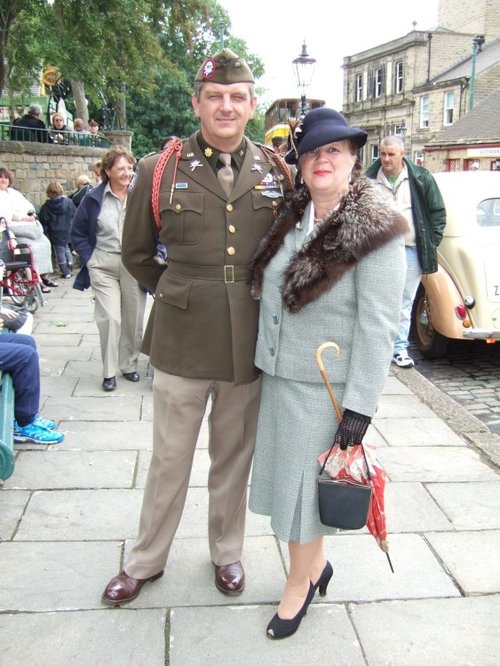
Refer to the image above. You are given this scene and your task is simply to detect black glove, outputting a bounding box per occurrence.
[334,409,372,450]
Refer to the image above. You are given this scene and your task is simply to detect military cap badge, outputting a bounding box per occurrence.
[201,58,216,80]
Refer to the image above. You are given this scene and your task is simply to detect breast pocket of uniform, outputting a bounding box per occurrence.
[159,192,204,244]
[155,273,192,310]
[251,190,281,240]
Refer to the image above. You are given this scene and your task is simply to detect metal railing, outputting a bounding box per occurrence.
[0,123,112,148]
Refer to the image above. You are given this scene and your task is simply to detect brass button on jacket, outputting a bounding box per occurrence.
[227,246,236,256]
[228,224,236,234]
[226,203,234,212]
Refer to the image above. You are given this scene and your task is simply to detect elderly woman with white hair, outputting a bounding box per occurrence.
[70,174,93,208]
[0,166,56,291]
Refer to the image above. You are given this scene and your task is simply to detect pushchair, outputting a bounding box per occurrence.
[0,217,46,313]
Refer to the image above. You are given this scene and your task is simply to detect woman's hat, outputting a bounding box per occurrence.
[285,107,367,164]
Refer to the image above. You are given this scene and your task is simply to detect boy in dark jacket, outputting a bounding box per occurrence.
[39,182,76,278]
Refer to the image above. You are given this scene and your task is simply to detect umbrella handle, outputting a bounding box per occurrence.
[316,342,372,482]
[315,342,343,423]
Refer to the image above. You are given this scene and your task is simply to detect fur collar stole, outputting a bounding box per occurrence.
[251,177,407,313]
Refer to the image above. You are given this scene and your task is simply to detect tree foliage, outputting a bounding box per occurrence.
[4,0,209,113]
[0,1,46,102]
[2,0,268,155]
[127,0,266,155]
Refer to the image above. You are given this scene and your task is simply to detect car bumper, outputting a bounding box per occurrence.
[462,329,500,340]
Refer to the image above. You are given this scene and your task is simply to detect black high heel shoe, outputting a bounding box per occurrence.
[312,560,333,597]
[266,583,315,640]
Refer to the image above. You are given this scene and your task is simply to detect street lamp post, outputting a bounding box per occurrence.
[292,41,316,116]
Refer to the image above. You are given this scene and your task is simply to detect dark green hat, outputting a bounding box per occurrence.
[194,48,255,84]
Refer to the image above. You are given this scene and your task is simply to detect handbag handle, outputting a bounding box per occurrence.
[319,438,372,481]
[316,342,372,481]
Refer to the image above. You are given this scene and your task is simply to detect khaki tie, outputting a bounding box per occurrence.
[217,152,234,196]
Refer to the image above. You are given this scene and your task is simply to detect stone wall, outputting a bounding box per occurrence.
[0,130,132,210]
[439,0,500,42]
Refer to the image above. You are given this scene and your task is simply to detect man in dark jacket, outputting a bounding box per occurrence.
[366,136,446,367]
[11,104,49,143]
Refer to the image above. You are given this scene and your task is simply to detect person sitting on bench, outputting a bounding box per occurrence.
[0,266,64,445]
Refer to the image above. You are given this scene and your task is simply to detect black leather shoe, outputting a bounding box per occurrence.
[102,570,164,606]
[102,376,117,391]
[122,371,140,382]
[214,561,245,595]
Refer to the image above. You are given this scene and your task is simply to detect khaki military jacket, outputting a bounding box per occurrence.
[122,133,289,385]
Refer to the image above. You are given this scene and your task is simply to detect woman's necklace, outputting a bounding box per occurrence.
[313,191,345,223]
[313,205,336,224]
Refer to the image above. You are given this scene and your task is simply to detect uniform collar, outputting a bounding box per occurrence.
[196,132,246,172]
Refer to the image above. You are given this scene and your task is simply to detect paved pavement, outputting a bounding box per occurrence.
[1,277,499,666]
[410,339,500,436]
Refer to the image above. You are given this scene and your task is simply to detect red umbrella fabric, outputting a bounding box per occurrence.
[317,443,394,572]
[315,342,394,572]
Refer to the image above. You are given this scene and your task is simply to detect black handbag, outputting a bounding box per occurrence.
[317,443,373,530]
[315,342,373,530]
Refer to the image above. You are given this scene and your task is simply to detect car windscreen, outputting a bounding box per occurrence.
[477,198,500,227]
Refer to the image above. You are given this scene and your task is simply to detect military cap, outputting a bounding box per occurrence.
[194,48,255,84]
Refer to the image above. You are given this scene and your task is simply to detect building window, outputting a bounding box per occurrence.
[355,74,363,102]
[447,159,460,172]
[394,61,404,93]
[420,95,429,128]
[443,91,454,125]
[371,145,379,162]
[372,67,384,98]
[414,152,423,166]
[394,123,406,137]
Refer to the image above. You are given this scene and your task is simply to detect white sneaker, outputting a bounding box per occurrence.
[392,351,414,368]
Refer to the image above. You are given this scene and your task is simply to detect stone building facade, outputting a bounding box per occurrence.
[424,88,500,172]
[341,0,500,171]
[438,0,500,40]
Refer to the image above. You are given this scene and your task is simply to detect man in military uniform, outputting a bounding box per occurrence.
[102,48,290,605]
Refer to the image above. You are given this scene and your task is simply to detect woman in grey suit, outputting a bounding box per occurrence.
[249,108,407,639]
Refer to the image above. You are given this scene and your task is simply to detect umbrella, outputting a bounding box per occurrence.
[316,342,394,573]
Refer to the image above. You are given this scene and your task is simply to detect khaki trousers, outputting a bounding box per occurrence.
[88,249,146,378]
[125,370,260,579]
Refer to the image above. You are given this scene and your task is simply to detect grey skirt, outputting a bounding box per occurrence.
[249,372,343,543]
[14,231,53,275]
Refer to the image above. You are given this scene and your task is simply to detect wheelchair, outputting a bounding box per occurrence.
[0,217,46,313]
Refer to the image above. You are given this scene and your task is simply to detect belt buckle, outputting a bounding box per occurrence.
[224,265,235,283]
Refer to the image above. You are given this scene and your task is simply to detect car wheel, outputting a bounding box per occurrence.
[411,284,448,359]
